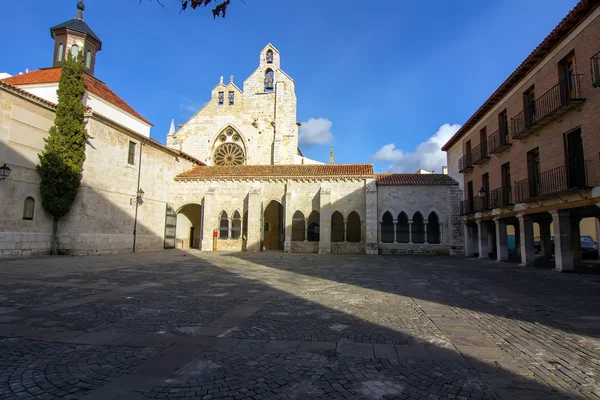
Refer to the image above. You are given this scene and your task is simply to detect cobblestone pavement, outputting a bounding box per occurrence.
[0,251,599,399]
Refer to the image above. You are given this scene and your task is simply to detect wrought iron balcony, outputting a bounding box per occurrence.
[489,186,513,208]
[488,128,511,154]
[471,142,489,165]
[473,196,491,213]
[460,199,474,216]
[458,153,473,173]
[592,51,600,88]
[513,160,589,202]
[511,74,585,139]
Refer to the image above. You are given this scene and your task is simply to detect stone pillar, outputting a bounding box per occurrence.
[494,218,508,261]
[408,222,413,244]
[513,223,521,256]
[343,218,348,242]
[538,220,553,259]
[319,187,332,254]
[424,220,429,244]
[571,217,582,262]
[365,180,378,255]
[201,188,216,251]
[246,187,262,252]
[476,220,489,259]
[517,214,535,266]
[304,218,309,242]
[392,219,397,243]
[550,210,574,272]
[284,190,293,253]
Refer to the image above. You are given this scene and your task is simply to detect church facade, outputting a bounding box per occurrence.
[0,4,464,257]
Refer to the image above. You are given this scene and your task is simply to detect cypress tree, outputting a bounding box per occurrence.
[37,50,87,255]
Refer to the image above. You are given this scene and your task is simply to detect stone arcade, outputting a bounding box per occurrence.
[0,4,463,256]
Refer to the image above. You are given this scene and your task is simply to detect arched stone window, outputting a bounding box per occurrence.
[292,211,305,241]
[58,43,64,62]
[412,212,425,244]
[219,211,229,239]
[231,211,242,239]
[23,197,35,220]
[266,49,274,64]
[307,210,320,242]
[213,143,245,166]
[428,212,441,244]
[264,69,274,92]
[381,211,394,243]
[85,50,92,69]
[71,44,79,59]
[396,212,409,243]
[331,211,344,242]
[242,211,248,239]
[346,211,361,243]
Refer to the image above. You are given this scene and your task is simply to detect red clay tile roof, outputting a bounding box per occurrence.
[176,164,374,180]
[376,174,458,186]
[1,68,152,125]
[441,0,599,151]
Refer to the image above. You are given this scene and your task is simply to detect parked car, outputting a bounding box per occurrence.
[533,235,598,259]
[580,236,599,259]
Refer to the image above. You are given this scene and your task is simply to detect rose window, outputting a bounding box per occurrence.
[213,143,245,166]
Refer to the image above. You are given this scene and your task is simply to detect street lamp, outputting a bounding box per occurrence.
[478,187,487,199]
[137,188,144,202]
[0,164,11,181]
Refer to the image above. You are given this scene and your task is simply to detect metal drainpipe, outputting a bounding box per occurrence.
[132,140,144,252]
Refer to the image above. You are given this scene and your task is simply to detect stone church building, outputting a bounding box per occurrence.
[0,4,463,257]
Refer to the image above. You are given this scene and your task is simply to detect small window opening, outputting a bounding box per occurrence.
[85,50,92,69]
[266,49,274,64]
[218,91,224,105]
[71,44,79,59]
[264,69,274,92]
[58,43,64,62]
[228,91,235,105]
[128,141,136,165]
[23,197,35,220]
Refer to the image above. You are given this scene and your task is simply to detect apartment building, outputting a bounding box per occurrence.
[442,0,600,271]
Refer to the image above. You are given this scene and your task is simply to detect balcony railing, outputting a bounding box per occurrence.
[592,51,600,88]
[513,160,588,202]
[473,196,491,213]
[511,74,585,139]
[488,128,511,154]
[471,142,489,165]
[460,199,474,216]
[458,153,473,173]
[489,186,513,208]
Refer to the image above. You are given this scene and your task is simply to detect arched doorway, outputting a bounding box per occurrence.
[263,201,284,250]
[176,204,202,249]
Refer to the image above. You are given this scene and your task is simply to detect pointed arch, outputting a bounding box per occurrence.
[307,210,320,242]
[396,212,409,243]
[346,211,361,243]
[427,211,441,244]
[219,211,229,239]
[231,211,242,239]
[331,211,344,242]
[381,211,394,243]
[264,69,274,92]
[266,49,274,64]
[292,211,306,241]
[412,212,425,244]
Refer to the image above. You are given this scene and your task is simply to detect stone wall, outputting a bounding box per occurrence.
[0,86,197,256]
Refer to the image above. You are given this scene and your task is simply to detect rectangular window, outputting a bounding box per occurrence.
[498,109,509,143]
[218,91,224,105]
[523,85,536,128]
[128,141,136,165]
[228,91,235,105]
[482,173,489,209]
[479,127,487,156]
[559,52,579,101]
[527,148,540,197]
[501,162,511,204]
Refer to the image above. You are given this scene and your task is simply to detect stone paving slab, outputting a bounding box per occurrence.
[0,250,599,399]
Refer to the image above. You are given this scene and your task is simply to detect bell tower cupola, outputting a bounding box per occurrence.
[50,1,102,75]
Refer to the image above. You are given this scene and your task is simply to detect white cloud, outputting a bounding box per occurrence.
[371,123,461,173]
[299,118,334,146]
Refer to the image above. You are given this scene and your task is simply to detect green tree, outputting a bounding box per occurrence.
[148,0,234,18]
[37,51,87,255]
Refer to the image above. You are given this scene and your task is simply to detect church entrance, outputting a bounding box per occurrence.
[263,201,284,251]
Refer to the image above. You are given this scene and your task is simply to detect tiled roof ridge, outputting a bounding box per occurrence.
[375,173,458,186]
[176,164,375,180]
[0,81,57,109]
[441,0,599,151]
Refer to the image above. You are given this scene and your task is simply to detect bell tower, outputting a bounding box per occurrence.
[50,1,102,75]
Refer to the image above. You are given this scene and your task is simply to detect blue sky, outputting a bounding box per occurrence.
[1,0,579,171]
